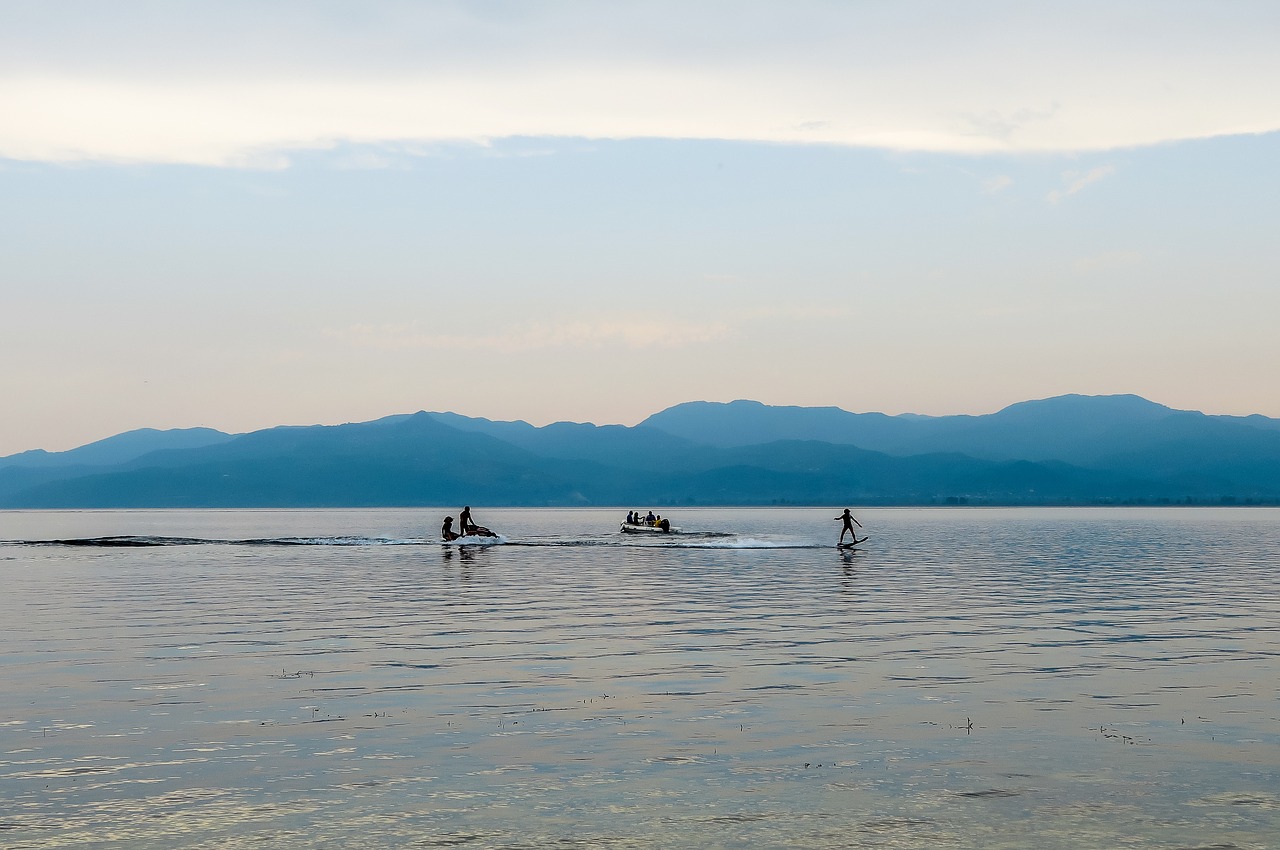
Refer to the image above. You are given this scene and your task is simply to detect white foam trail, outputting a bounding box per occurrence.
[272,536,413,546]
[676,538,817,549]
[446,534,508,546]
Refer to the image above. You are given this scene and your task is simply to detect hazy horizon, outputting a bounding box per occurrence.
[4,2,1278,456]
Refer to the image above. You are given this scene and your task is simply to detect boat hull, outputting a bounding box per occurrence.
[619,523,680,534]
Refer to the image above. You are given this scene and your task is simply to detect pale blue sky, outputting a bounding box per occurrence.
[2,1,1278,454]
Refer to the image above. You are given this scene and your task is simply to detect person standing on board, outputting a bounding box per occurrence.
[459,506,474,535]
[835,508,863,543]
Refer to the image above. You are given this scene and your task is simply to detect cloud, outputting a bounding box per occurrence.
[1048,165,1116,203]
[2,2,1279,166]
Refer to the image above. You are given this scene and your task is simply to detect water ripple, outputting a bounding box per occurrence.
[2,507,1279,848]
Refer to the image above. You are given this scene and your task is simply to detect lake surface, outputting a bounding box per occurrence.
[2,507,1278,849]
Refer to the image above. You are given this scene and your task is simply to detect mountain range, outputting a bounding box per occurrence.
[2,394,1278,508]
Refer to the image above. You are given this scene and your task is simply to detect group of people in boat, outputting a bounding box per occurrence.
[441,505,497,541]
[624,510,671,532]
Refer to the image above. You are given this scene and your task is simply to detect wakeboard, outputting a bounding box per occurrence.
[838,537,868,549]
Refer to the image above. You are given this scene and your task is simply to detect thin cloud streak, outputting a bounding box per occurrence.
[2,2,1278,166]
[1047,165,1116,203]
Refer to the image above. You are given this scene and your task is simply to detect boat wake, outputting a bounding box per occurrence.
[7,535,424,548]
[6,534,830,550]
[508,536,826,550]
[673,537,817,549]
[444,534,509,547]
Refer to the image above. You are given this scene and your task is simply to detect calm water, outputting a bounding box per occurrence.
[2,507,1278,849]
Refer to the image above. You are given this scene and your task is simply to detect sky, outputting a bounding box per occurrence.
[3,0,1279,456]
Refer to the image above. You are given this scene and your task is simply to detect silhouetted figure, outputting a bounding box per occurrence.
[835,508,863,543]
[441,516,460,541]
[626,511,635,525]
[459,506,474,535]
[646,510,656,525]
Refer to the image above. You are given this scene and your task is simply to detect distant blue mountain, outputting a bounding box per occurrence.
[0,427,237,504]
[1,395,1277,507]
[0,427,234,470]
[638,399,902,450]
[427,412,703,471]
[3,414,609,508]
[0,425,232,471]
[640,394,1280,467]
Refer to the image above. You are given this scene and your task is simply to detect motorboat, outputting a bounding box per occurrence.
[620,520,680,534]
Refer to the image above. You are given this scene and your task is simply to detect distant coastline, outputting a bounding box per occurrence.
[2,394,1278,509]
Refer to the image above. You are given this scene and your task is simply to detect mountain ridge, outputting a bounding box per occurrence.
[2,395,1277,507]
